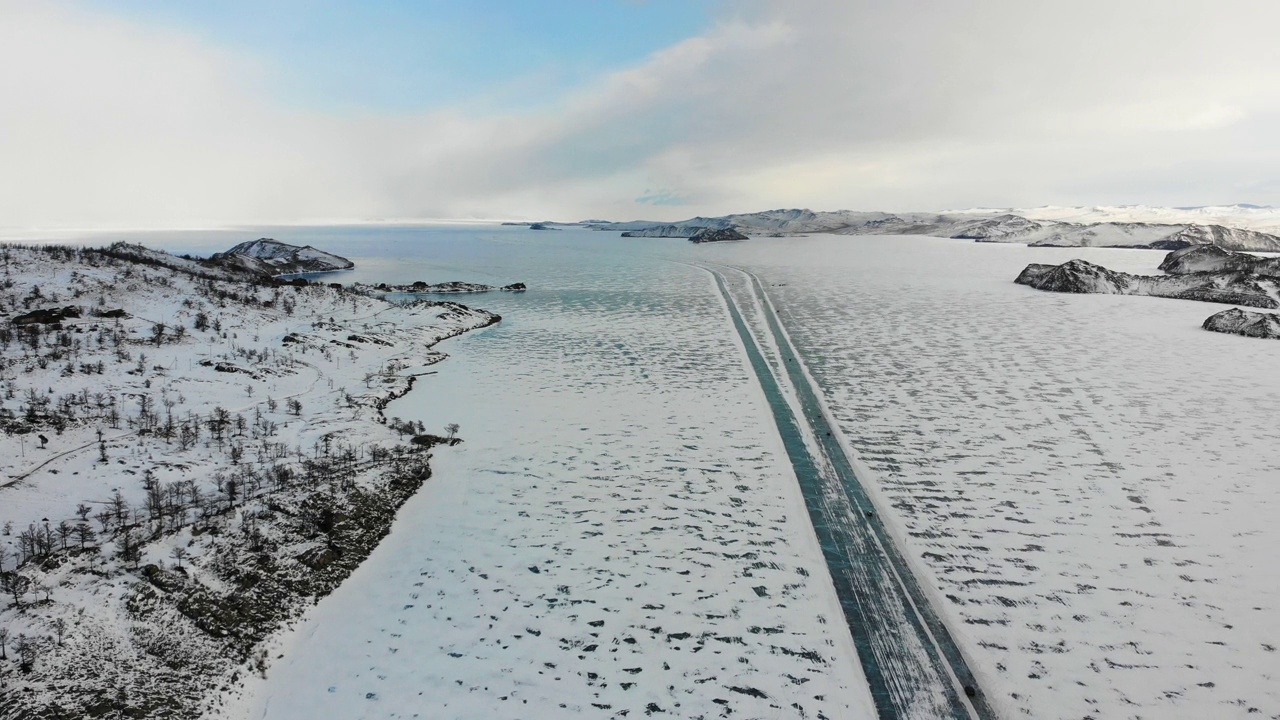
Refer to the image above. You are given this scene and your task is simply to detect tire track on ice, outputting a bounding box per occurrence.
[702,264,997,720]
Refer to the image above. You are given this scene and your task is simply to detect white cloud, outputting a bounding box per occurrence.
[0,2,382,227]
[3,0,1280,228]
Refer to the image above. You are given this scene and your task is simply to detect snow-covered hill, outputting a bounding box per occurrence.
[1006,204,1280,233]
[591,206,1280,251]
[0,243,496,718]
[210,238,354,277]
[1158,244,1280,276]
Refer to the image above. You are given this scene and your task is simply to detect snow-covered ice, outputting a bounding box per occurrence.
[7,225,1277,719]
[244,229,1280,719]
[235,244,877,719]
[728,235,1280,719]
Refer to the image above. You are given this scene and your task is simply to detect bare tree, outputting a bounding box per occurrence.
[179,421,196,451]
[445,423,460,442]
[95,508,112,534]
[116,530,140,568]
[14,633,35,672]
[73,522,95,550]
[1,571,29,609]
[51,617,66,646]
[109,490,129,529]
[170,546,188,569]
[0,626,8,659]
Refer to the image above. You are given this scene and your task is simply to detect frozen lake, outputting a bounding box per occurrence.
[119,225,1279,719]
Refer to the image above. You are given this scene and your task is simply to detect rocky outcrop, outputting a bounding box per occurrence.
[1014,260,1129,294]
[366,280,527,295]
[11,306,82,325]
[1203,308,1280,339]
[407,281,491,293]
[690,227,748,243]
[210,239,354,278]
[1159,245,1280,277]
[1015,259,1279,309]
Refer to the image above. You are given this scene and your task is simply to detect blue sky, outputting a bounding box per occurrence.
[79,0,715,113]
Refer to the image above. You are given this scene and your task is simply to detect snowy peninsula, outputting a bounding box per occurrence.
[0,241,498,718]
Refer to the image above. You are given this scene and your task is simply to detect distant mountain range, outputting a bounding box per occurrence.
[563,205,1280,252]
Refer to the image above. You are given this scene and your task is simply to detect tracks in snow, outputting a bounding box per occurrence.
[703,264,998,720]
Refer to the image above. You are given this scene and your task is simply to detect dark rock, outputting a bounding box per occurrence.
[199,359,259,377]
[1146,239,1195,251]
[296,546,340,570]
[501,282,527,292]
[95,308,128,318]
[1159,244,1280,277]
[1203,308,1280,339]
[141,563,186,594]
[1013,263,1063,287]
[1016,259,1278,309]
[729,686,769,699]
[388,281,494,294]
[411,434,459,448]
[12,306,81,325]
[690,227,748,244]
[1014,259,1128,294]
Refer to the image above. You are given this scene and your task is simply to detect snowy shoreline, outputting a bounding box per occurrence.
[0,242,501,718]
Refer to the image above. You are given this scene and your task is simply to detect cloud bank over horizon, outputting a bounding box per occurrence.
[3,0,1280,228]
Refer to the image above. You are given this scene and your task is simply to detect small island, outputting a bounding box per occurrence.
[362,280,527,295]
